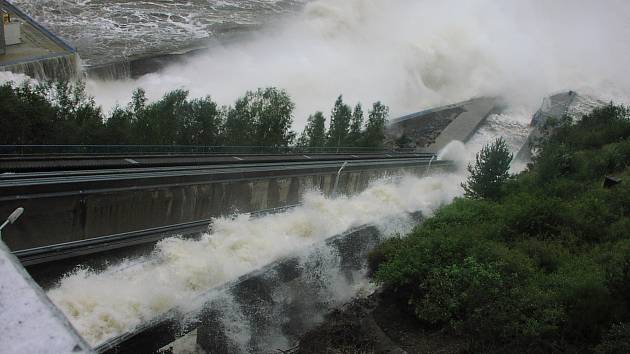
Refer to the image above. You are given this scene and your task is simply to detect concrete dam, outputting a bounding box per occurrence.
[0,95,513,354]
[0,1,79,81]
[0,152,452,265]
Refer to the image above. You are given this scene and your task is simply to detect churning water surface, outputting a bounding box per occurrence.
[12,0,308,65]
[46,105,535,347]
[48,172,464,346]
[7,0,630,348]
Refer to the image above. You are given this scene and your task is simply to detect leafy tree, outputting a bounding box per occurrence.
[298,111,327,148]
[0,81,57,144]
[462,137,513,200]
[348,103,364,147]
[47,80,105,144]
[130,87,147,114]
[371,104,630,352]
[364,101,389,148]
[251,87,296,147]
[186,97,224,146]
[0,80,106,145]
[223,95,254,146]
[224,88,295,147]
[133,89,188,145]
[327,95,352,149]
[596,323,630,354]
[104,106,134,144]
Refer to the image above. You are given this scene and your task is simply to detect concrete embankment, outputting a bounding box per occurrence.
[515,91,605,161]
[387,97,503,151]
[0,240,92,354]
[0,157,451,259]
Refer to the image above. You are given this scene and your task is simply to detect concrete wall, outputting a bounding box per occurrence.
[0,52,80,81]
[0,240,93,354]
[387,97,502,151]
[1,163,450,251]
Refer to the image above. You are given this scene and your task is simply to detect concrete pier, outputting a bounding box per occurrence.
[0,1,79,81]
[515,91,605,161]
[388,97,503,150]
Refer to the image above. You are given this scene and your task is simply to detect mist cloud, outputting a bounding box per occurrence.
[87,0,630,128]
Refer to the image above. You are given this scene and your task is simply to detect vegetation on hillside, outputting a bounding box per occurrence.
[370,103,630,353]
[0,80,389,149]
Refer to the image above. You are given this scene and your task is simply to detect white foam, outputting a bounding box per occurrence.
[47,172,464,346]
[46,106,533,346]
[80,0,630,127]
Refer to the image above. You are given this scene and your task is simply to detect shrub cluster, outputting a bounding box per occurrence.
[0,81,389,149]
[371,104,630,352]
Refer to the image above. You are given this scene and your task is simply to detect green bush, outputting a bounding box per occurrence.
[462,137,513,200]
[1,80,392,149]
[595,323,630,354]
[514,239,569,273]
[371,103,630,352]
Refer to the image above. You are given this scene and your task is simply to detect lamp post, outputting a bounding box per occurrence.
[0,207,24,242]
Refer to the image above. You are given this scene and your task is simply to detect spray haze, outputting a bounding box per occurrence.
[87,0,630,127]
[6,0,628,349]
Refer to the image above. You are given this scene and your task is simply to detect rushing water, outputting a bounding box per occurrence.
[11,0,308,66]
[6,0,629,349]
[6,0,630,126]
[48,172,465,346]
[74,0,630,128]
[44,105,533,347]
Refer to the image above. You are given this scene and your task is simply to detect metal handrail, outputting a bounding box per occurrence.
[0,144,418,156]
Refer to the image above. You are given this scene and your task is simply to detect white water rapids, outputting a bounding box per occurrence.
[83,0,630,127]
[48,170,464,346]
[46,104,533,346]
[4,0,627,348]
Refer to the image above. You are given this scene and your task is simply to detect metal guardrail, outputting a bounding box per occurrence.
[15,204,300,265]
[0,145,417,156]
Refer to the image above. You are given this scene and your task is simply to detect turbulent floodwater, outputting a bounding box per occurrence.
[12,0,308,66]
[46,107,533,347]
[77,0,630,128]
[7,0,629,349]
[7,0,630,126]
[48,173,465,346]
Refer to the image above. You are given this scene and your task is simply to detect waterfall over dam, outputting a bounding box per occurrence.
[0,1,80,81]
[2,0,628,351]
[44,101,533,351]
[0,93,537,353]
